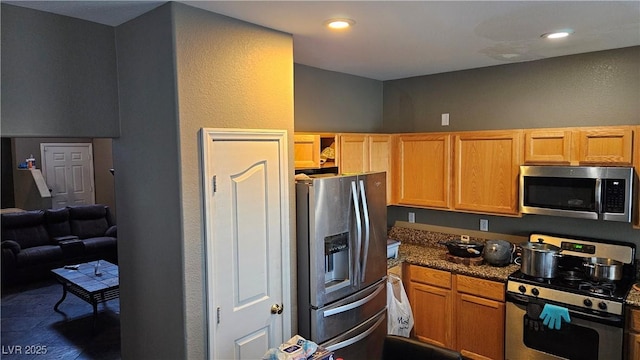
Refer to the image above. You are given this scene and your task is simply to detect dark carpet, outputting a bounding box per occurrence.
[1,278,120,360]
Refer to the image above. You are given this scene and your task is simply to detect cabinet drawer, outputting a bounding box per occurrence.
[456,275,505,302]
[409,265,451,289]
[628,308,640,333]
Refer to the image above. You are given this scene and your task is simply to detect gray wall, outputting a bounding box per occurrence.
[379,47,640,247]
[115,3,294,358]
[295,64,383,132]
[114,3,186,359]
[383,46,640,133]
[1,4,119,138]
[387,207,639,244]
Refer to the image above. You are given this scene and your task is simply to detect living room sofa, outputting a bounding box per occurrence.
[1,204,117,286]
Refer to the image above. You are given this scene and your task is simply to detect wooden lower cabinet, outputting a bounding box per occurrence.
[456,292,505,360]
[411,282,454,348]
[627,307,640,359]
[404,264,505,360]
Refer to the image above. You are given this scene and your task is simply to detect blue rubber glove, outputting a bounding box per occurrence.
[539,303,571,330]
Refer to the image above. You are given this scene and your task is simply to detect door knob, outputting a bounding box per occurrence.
[271,303,283,314]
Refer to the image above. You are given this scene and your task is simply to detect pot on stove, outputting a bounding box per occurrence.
[519,241,562,278]
[583,257,623,282]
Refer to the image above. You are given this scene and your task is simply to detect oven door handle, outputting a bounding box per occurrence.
[507,293,624,327]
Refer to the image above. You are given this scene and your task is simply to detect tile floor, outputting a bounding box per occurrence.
[1,278,121,359]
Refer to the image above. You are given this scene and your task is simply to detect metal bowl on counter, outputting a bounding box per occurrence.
[482,240,513,266]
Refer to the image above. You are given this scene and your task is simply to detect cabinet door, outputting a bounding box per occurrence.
[339,134,368,174]
[409,281,453,349]
[394,134,451,208]
[456,293,505,360]
[628,332,640,360]
[453,131,522,215]
[368,135,392,204]
[294,134,321,168]
[578,127,633,165]
[524,129,572,164]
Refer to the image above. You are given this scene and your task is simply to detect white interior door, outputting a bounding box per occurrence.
[41,143,95,209]
[201,129,291,360]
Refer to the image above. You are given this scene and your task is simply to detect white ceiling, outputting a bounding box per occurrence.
[4,1,640,80]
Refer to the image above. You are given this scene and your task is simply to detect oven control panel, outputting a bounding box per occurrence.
[560,241,595,254]
[507,280,623,316]
[530,233,635,264]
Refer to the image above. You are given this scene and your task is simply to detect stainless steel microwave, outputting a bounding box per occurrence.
[519,165,635,222]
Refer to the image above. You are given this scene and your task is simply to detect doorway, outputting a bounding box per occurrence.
[40,143,96,208]
[201,129,292,359]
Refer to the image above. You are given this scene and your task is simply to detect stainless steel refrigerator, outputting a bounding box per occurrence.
[296,172,387,359]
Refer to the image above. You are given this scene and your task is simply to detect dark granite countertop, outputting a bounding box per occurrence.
[386,225,520,283]
[386,225,640,305]
[626,285,640,307]
[393,243,519,283]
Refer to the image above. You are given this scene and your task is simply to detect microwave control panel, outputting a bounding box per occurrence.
[603,179,626,213]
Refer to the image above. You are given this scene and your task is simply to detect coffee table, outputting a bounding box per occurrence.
[51,260,119,329]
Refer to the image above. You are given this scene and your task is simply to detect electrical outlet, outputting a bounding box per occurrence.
[461,235,470,242]
[480,219,489,231]
[408,212,415,223]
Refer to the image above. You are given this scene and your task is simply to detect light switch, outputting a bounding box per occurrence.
[408,212,415,223]
[441,113,450,126]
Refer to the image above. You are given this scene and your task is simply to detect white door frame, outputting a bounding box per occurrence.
[200,128,292,359]
[40,142,96,206]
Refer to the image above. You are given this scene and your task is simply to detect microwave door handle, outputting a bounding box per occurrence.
[594,178,602,219]
[358,179,370,283]
[351,180,362,283]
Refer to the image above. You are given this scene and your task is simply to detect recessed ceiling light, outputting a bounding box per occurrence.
[541,30,573,39]
[325,18,355,30]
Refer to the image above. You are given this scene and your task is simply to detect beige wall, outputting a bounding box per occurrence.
[173,3,294,358]
[115,3,294,358]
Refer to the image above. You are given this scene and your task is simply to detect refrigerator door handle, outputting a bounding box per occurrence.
[358,179,370,283]
[322,282,384,318]
[351,180,362,282]
[323,312,386,352]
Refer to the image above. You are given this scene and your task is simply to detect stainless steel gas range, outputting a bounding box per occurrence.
[505,233,636,360]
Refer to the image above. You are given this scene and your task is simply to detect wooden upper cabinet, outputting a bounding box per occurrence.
[294,133,337,169]
[393,134,451,208]
[339,134,392,203]
[368,135,392,175]
[453,130,522,215]
[578,127,633,165]
[524,129,573,164]
[294,134,321,168]
[523,126,634,165]
[339,134,369,173]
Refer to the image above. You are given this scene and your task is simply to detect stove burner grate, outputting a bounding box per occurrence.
[560,270,586,283]
[578,281,616,297]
